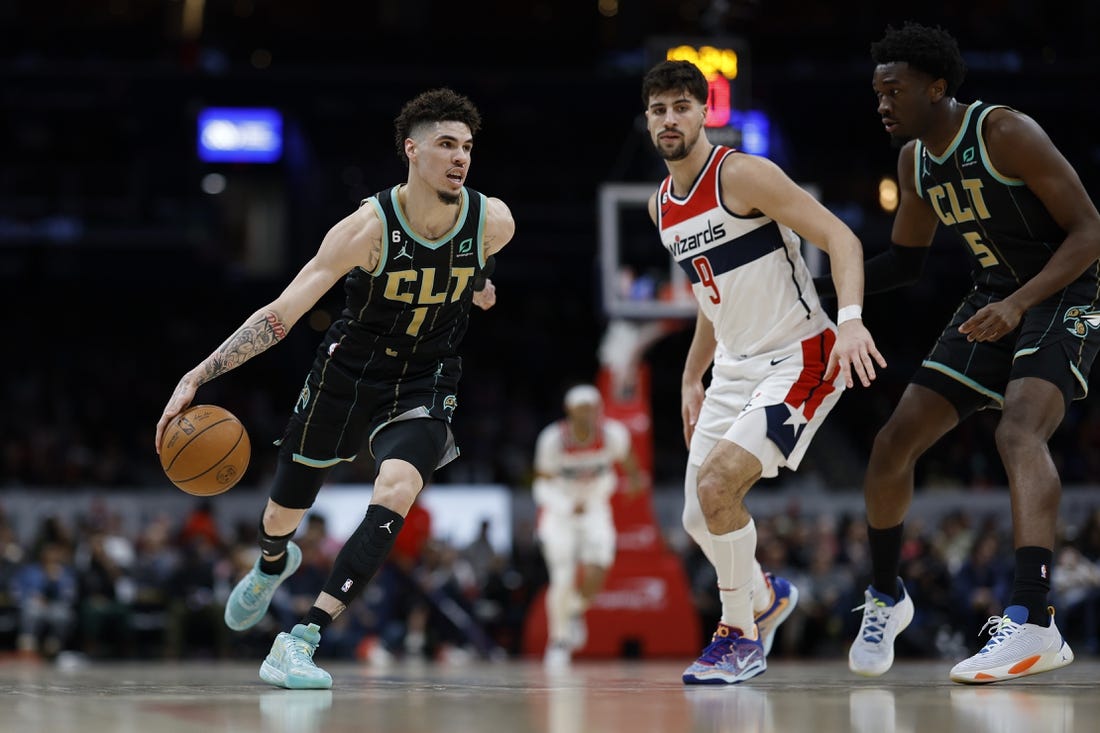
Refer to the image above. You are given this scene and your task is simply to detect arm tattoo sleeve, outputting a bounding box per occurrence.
[198,310,288,384]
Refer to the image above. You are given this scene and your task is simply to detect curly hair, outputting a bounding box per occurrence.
[393,88,482,165]
[641,60,710,108]
[871,21,967,97]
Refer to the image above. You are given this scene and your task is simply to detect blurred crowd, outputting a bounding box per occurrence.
[3,495,1098,666]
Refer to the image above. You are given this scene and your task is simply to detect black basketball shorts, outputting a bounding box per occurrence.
[911,285,1100,418]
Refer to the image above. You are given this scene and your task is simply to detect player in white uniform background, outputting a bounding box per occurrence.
[533,384,645,667]
[641,59,887,684]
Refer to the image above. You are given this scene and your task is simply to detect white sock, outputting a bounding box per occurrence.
[711,518,758,634]
[751,559,772,615]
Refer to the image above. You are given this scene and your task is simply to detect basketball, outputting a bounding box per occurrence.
[159,404,251,496]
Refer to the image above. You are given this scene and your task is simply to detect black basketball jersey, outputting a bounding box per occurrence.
[913,101,1093,296]
[332,185,489,363]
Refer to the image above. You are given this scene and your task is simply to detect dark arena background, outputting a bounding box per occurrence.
[1,2,1099,731]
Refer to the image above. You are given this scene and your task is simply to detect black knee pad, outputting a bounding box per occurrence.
[269,458,330,510]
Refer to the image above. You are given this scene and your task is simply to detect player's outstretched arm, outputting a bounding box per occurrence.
[155,206,382,451]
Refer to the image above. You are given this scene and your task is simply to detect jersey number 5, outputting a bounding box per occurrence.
[962,232,1000,268]
[691,256,721,304]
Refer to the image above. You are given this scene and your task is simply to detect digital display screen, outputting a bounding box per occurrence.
[197,107,283,163]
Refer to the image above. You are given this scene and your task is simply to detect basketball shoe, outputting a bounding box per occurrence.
[225,541,302,631]
[755,573,799,656]
[682,623,767,685]
[259,623,333,689]
[848,579,914,677]
[949,605,1074,683]
[544,641,572,670]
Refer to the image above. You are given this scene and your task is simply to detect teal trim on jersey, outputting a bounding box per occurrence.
[390,184,470,249]
[913,142,924,198]
[1014,347,1039,358]
[476,192,487,268]
[923,101,981,164]
[921,359,1005,406]
[291,453,355,468]
[976,105,1025,186]
[365,196,388,276]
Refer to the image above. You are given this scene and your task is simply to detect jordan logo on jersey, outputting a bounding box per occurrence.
[1063,305,1100,337]
[395,244,413,260]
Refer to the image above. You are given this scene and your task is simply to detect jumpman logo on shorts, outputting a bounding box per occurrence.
[380,520,395,533]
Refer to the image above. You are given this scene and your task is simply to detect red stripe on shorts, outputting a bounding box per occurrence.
[784,330,837,420]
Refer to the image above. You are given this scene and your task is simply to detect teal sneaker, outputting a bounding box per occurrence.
[224,541,302,631]
[259,623,333,690]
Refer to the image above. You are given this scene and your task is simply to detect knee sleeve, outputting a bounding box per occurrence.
[322,505,405,605]
[269,458,330,510]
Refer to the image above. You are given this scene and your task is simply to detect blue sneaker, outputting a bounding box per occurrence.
[682,623,767,685]
[225,541,302,631]
[259,623,333,690]
[755,573,799,656]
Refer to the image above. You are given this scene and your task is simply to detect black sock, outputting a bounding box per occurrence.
[1010,546,1053,626]
[259,555,287,575]
[303,607,334,631]
[868,523,904,599]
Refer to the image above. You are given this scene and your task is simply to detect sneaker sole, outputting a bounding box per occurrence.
[259,659,333,690]
[225,542,303,631]
[848,596,915,677]
[682,663,767,685]
[757,584,799,657]
[949,641,1075,684]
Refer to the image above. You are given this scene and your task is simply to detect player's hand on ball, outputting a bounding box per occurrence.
[156,375,199,453]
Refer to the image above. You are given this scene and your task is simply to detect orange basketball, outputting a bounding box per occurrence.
[159,404,251,496]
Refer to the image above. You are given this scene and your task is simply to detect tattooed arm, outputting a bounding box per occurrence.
[155,204,384,451]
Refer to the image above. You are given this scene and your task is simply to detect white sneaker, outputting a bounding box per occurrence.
[544,642,571,669]
[949,605,1074,684]
[848,579,914,677]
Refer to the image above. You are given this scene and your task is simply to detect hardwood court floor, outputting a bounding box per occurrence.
[0,656,1095,733]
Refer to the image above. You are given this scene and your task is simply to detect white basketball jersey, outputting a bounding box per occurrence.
[534,418,631,511]
[656,145,831,356]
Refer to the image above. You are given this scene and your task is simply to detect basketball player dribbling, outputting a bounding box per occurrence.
[155,88,514,689]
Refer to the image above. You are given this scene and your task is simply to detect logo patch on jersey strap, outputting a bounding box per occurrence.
[458,238,473,255]
[1063,305,1100,337]
[961,146,976,165]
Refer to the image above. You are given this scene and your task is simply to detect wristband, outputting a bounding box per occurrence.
[837,304,863,325]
